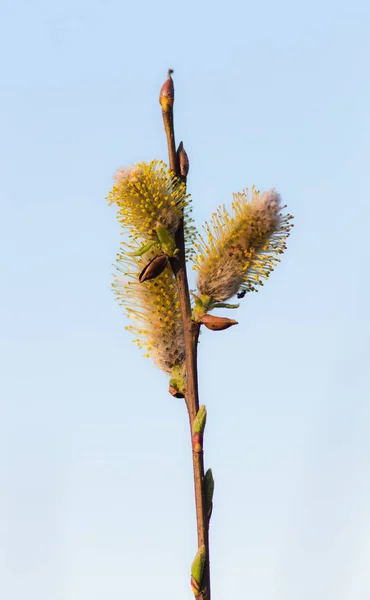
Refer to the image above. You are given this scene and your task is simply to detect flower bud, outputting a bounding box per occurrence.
[159,69,174,112]
[198,314,238,331]
[138,254,168,283]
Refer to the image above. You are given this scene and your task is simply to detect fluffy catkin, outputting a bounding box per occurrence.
[194,188,293,303]
[107,160,189,239]
[113,247,185,374]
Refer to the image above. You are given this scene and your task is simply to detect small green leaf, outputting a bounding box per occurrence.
[125,240,157,256]
[211,302,240,310]
[204,469,214,517]
[194,296,204,309]
[192,294,212,320]
[191,545,206,586]
[155,225,176,254]
[192,405,207,435]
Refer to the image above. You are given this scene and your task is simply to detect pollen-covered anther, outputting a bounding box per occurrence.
[139,254,168,283]
[198,314,238,331]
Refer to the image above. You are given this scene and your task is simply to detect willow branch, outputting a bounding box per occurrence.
[160,70,211,600]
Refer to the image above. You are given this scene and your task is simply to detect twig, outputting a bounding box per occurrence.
[160,69,211,600]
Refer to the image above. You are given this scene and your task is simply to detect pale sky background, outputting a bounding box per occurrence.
[1,1,370,599]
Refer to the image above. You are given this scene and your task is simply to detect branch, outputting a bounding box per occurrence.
[160,69,211,600]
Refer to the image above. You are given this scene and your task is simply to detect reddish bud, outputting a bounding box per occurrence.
[192,431,203,453]
[198,314,238,331]
[159,69,174,111]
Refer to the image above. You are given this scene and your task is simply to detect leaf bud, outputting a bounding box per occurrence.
[138,254,168,283]
[198,314,238,331]
[159,69,174,112]
[177,141,189,179]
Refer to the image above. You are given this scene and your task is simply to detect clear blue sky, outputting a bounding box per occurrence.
[1,1,370,599]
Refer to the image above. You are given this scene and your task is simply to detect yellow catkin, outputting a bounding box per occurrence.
[113,246,185,374]
[107,159,196,256]
[194,188,293,302]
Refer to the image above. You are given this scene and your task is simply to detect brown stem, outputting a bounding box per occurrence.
[161,72,211,600]
[162,110,178,176]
